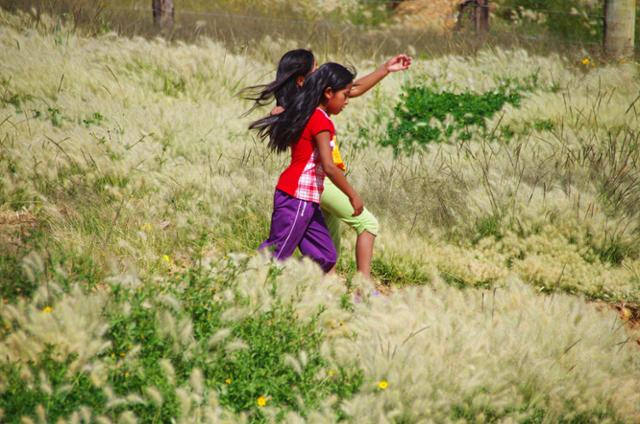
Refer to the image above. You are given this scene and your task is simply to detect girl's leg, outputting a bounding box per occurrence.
[259,190,314,261]
[298,204,337,273]
[323,211,341,273]
[321,180,379,277]
[356,231,375,279]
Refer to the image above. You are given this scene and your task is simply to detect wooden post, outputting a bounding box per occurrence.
[604,0,636,59]
[455,1,490,32]
[476,0,489,33]
[152,0,174,28]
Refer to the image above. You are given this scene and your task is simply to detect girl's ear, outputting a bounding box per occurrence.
[323,87,334,101]
[296,75,305,87]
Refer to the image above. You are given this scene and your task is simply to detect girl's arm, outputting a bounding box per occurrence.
[316,131,363,216]
[350,54,412,98]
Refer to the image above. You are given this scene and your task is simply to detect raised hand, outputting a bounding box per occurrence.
[350,54,413,98]
[383,54,412,73]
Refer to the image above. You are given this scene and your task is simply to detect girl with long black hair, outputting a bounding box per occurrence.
[249,62,362,272]
[244,48,316,113]
[247,50,411,279]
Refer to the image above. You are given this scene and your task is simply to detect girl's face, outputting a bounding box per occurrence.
[296,60,318,88]
[324,83,353,115]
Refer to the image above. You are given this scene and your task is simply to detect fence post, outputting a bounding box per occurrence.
[604,0,636,59]
[152,0,174,28]
[476,0,489,32]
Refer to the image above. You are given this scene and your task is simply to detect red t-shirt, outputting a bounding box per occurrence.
[276,108,335,203]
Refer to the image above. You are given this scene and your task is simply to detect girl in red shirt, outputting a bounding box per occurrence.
[246,50,411,278]
[249,63,363,272]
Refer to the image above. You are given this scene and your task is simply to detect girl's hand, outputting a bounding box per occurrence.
[383,54,412,73]
[271,105,285,115]
[350,194,364,216]
[350,54,412,98]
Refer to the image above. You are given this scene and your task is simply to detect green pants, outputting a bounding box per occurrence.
[320,179,379,254]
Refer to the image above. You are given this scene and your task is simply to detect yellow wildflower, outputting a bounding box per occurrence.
[141,223,153,232]
[42,306,53,314]
[328,370,336,377]
[225,378,232,385]
[162,255,171,264]
[581,57,590,66]
[377,379,389,390]
[120,352,125,357]
[257,395,267,407]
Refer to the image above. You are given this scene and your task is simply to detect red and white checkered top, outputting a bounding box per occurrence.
[276,108,334,203]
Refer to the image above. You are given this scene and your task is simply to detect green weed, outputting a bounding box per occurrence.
[103,262,362,421]
[473,214,503,243]
[0,348,106,423]
[371,255,431,287]
[81,111,105,127]
[382,85,521,154]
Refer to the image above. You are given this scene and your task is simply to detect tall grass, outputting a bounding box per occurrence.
[1,8,639,422]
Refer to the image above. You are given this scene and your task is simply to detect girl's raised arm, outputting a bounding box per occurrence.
[349,54,412,98]
[315,131,363,216]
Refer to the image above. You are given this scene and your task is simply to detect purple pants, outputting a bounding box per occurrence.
[259,190,337,272]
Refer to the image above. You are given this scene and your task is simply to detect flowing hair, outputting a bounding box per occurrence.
[242,49,315,113]
[249,62,356,153]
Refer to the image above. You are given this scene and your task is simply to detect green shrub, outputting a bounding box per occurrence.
[382,85,521,154]
[0,254,38,300]
[495,0,603,44]
[0,260,363,422]
[0,348,106,423]
[103,260,362,421]
[496,0,640,48]
[0,224,46,301]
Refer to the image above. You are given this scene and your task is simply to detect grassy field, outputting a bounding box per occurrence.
[1,7,640,423]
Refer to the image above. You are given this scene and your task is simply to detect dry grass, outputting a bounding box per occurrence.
[1,8,640,422]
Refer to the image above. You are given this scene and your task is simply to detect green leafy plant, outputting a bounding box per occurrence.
[0,348,106,423]
[82,111,105,127]
[382,85,521,154]
[102,261,363,422]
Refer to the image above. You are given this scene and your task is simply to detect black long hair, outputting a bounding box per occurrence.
[243,49,315,112]
[249,62,356,153]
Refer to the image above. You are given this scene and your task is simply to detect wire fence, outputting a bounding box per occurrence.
[105,5,636,49]
[108,4,623,28]
[4,2,638,56]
